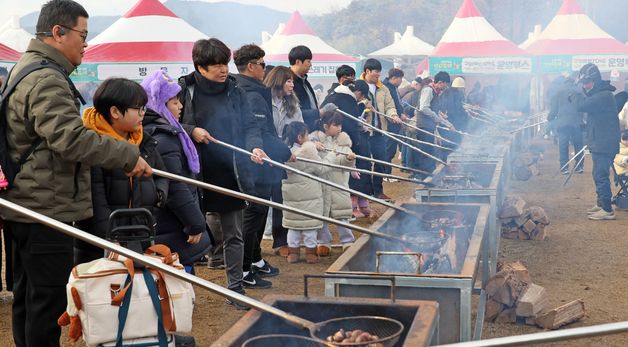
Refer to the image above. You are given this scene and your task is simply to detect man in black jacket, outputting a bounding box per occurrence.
[178,38,266,309]
[233,44,292,289]
[382,68,406,178]
[574,63,620,220]
[549,73,584,174]
[289,45,319,130]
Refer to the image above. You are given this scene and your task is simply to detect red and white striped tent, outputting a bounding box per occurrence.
[77,0,207,82]
[525,0,628,73]
[429,0,531,75]
[0,42,21,71]
[261,11,357,79]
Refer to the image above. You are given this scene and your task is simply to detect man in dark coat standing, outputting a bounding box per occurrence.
[289,45,319,130]
[233,44,292,289]
[178,38,266,309]
[382,68,406,178]
[574,63,620,220]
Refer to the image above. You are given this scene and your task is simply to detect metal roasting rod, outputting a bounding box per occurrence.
[462,103,507,121]
[563,152,587,187]
[151,169,418,244]
[294,156,434,186]
[390,132,455,151]
[322,147,432,177]
[398,101,462,146]
[211,139,412,215]
[334,108,447,165]
[556,145,588,176]
[435,125,478,137]
[0,197,316,331]
[438,320,628,347]
[509,119,548,133]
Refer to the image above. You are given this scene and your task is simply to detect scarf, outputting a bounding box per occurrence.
[82,107,143,145]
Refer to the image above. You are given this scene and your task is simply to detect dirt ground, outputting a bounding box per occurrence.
[2,137,628,346]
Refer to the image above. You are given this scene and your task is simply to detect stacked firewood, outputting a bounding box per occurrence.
[513,152,542,181]
[499,195,549,240]
[484,261,585,329]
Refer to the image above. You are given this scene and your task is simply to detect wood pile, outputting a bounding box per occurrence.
[484,261,585,329]
[513,152,542,181]
[499,196,549,240]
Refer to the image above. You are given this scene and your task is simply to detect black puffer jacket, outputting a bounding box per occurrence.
[321,84,361,147]
[178,72,263,213]
[383,78,402,133]
[576,80,620,155]
[75,133,169,263]
[232,74,292,191]
[143,111,212,264]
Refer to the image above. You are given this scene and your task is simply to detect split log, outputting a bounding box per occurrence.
[516,284,549,317]
[518,229,528,240]
[502,231,519,239]
[485,299,504,322]
[486,262,531,306]
[485,276,513,306]
[529,206,550,225]
[500,196,527,218]
[535,299,585,330]
[525,317,537,326]
[514,166,533,181]
[522,220,537,234]
[496,308,517,323]
[513,212,531,227]
[533,225,547,241]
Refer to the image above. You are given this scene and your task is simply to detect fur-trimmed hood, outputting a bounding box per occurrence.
[333,84,357,100]
[309,131,352,148]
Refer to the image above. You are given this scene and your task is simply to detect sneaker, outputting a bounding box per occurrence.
[386,178,400,183]
[242,272,272,289]
[376,193,393,202]
[575,168,584,174]
[225,298,250,311]
[252,260,280,277]
[207,259,225,270]
[352,208,366,219]
[587,205,602,214]
[383,177,389,182]
[174,334,196,347]
[588,209,616,220]
[360,207,373,217]
[561,169,570,175]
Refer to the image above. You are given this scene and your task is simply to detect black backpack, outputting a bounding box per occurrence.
[0,59,85,189]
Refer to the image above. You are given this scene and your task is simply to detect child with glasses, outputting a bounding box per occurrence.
[75,77,169,264]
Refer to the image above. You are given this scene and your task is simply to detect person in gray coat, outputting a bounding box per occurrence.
[549,73,584,174]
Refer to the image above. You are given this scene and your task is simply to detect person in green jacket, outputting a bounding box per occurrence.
[0,1,151,346]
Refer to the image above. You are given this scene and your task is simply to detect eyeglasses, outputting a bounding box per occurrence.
[250,61,266,69]
[36,25,88,42]
[129,105,147,114]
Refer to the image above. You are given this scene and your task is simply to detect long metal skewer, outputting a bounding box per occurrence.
[390,132,455,151]
[555,145,588,177]
[211,139,418,216]
[150,169,420,244]
[322,147,432,177]
[394,102,461,146]
[435,125,477,137]
[462,103,507,121]
[295,156,434,186]
[334,108,447,165]
[563,152,587,186]
[509,119,548,134]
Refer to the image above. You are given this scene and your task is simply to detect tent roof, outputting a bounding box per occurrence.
[431,0,527,57]
[0,16,32,52]
[0,41,21,61]
[83,0,207,63]
[525,0,628,55]
[261,11,356,62]
[369,26,434,57]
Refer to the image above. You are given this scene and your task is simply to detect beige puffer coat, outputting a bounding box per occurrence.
[310,131,354,220]
[0,39,139,223]
[282,141,326,230]
[358,73,398,133]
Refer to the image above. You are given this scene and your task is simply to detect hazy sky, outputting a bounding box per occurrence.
[0,0,354,24]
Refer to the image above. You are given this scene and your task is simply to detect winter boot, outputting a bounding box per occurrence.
[317,244,331,257]
[287,247,300,263]
[305,247,319,264]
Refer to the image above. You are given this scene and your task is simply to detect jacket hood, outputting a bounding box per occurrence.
[359,73,384,89]
[82,107,143,145]
[333,84,357,100]
[143,109,179,135]
[310,130,352,147]
[587,80,617,96]
[233,73,265,92]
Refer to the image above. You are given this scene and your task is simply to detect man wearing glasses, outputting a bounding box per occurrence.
[233,44,292,289]
[1,1,152,346]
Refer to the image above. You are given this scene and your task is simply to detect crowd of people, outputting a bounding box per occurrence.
[1,1,627,346]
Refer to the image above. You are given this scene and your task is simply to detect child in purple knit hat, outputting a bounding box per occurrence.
[141,69,212,275]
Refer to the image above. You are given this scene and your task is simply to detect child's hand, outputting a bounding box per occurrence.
[346,152,356,161]
[622,156,628,165]
[351,171,361,179]
[314,141,325,151]
[192,127,215,144]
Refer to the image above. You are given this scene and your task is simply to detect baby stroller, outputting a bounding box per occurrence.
[611,166,628,210]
